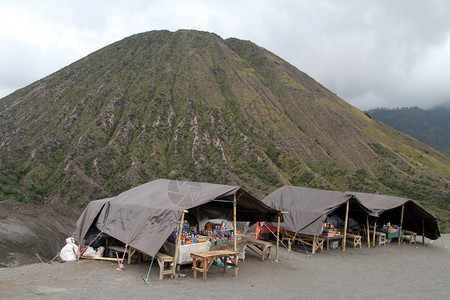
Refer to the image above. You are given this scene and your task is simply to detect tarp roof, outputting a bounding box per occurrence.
[263,186,375,236]
[74,179,279,256]
[348,191,440,240]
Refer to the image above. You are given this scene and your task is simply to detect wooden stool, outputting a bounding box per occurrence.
[346,233,362,248]
[155,252,175,280]
[375,232,386,246]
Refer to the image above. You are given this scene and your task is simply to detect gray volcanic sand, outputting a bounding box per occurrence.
[1,235,449,299]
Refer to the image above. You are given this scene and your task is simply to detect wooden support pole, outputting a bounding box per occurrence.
[373,221,377,247]
[399,204,404,245]
[276,213,281,262]
[275,211,288,259]
[233,194,237,252]
[422,219,425,245]
[342,200,350,252]
[312,235,317,255]
[172,210,188,274]
[366,213,370,248]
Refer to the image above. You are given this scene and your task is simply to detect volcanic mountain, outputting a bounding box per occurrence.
[0,30,449,229]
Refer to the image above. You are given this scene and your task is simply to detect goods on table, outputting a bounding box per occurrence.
[168,220,242,246]
[321,222,342,237]
[381,222,400,233]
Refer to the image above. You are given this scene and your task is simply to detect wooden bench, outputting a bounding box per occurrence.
[283,233,324,254]
[403,230,417,244]
[245,239,272,261]
[108,246,141,264]
[365,231,386,247]
[346,233,362,248]
[155,252,175,280]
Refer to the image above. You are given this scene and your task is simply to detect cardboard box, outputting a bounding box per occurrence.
[331,241,339,249]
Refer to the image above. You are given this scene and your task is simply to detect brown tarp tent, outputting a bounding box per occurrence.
[263,186,376,236]
[73,179,278,257]
[348,191,440,240]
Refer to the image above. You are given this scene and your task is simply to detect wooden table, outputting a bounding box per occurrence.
[191,250,238,282]
[379,230,404,243]
[321,235,344,250]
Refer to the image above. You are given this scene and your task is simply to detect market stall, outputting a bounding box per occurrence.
[162,220,247,269]
[350,191,440,244]
[73,179,280,281]
[263,186,376,253]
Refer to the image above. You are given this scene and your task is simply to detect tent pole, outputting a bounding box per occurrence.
[172,210,188,275]
[343,199,349,252]
[276,212,288,261]
[276,213,281,262]
[233,194,237,252]
[398,204,404,245]
[312,235,317,255]
[422,220,425,245]
[373,221,377,247]
[366,213,370,248]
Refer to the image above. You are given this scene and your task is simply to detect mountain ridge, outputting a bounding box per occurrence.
[0,30,449,230]
[366,105,450,154]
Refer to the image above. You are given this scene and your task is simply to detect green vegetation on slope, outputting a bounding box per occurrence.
[366,105,450,154]
[0,30,449,230]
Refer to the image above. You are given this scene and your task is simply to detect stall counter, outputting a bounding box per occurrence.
[163,241,211,265]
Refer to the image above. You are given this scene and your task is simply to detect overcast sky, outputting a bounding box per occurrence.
[1,0,449,110]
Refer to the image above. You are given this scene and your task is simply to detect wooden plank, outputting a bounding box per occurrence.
[80,256,119,262]
[156,252,173,260]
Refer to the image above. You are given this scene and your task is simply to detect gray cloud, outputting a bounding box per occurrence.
[1,0,449,110]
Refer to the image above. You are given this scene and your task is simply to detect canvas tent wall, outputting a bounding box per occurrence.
[349,191,440,240]
[73,179,279,257]
[263,186,376,236]
[72,198,110,245]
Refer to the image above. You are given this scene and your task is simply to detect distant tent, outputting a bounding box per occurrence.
[73,179,279,257]
[263,186,376,236]
[348,191,440,240]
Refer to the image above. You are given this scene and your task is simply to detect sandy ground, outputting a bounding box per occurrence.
[1,235,449,300]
